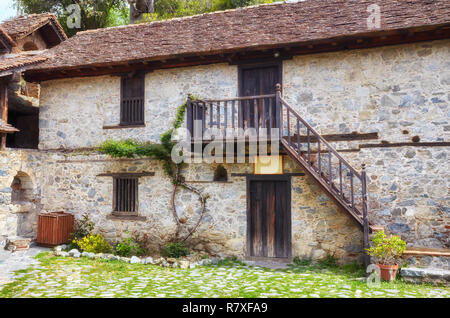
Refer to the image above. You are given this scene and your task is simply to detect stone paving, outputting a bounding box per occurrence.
[0,252,449,298]
[0,245,50,288]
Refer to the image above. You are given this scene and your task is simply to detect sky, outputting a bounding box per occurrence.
[0,0,17,23]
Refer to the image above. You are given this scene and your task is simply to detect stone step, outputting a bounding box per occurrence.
[400,267,450,285]
[4,237,33,252]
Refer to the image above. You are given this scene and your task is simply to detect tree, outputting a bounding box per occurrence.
[212,0,259,11]
[142,0,273,22]
[16,0,129,37]
[128,0,154,23]
[17,0,276,35]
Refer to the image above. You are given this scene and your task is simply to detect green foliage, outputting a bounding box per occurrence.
[99,99,208,242]
[152,0,212,20]
[132,232,153,256]
[139,0,276,22]
[65,241,79,251]
[293,256,312,267]
[212,0,259,11]
[16,0,129,37]
[216,256,245,267]
[115,236,136,257]
[17,0,276,36]
[74,234,112,253]
[160,242,189,258]
[317,254,339,268]
[366,230,406,265]
[99,100,188,181]
[3,251,448,298]
[67,216,93,251]
[341,261,365,275]
[71,213,95,240]
[114,232,151,257]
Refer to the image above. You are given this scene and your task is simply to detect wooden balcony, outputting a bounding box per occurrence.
[186,94,279,141]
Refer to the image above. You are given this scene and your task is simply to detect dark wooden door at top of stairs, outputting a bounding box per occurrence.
[248,178,291,258]
[240,64,280,128]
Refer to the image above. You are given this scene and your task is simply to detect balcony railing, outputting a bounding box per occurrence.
[187,94,278,139]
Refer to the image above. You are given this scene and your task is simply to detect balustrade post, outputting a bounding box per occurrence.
[275,83,282,139]
[186,94,193,141]
[361,163,370,269]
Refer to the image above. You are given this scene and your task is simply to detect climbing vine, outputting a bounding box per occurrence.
[99,99,208,242]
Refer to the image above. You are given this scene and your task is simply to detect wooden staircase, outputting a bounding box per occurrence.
[187,85,376,265]
[274,85,372,263]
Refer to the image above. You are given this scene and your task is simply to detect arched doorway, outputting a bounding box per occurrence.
[10,172,38,237]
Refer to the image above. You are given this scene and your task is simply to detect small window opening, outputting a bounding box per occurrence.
[113,177,138,214]
[6,108,39,149]
[213,165,228,182]
[120,73,145,126]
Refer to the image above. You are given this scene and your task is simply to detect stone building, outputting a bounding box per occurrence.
[0,1,449,268]
[0,13,67,239]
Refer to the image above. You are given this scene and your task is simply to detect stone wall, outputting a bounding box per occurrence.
[283,39,449,143]
[0,149,42,240]
[39,63,237,149]
[0,149,363,263]
[282,39,449,249]
[38,153,362,262]
[346,147,449,249]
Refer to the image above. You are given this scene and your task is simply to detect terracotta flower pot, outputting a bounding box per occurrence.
[376,263,399,281]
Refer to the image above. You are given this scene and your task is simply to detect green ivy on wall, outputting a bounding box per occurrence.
[99,98,207,242]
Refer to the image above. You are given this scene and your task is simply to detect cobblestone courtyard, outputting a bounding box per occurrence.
[0,252,449,298]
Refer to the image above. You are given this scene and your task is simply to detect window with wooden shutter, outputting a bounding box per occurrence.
[120,74,145,126]
[113,177,138,215]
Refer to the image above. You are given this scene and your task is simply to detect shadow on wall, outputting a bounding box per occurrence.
[10,171,39,238]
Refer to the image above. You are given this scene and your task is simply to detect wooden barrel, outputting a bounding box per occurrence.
[37,212,74,247]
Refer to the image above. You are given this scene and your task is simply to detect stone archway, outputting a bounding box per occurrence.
[11,172,34,203]
[10,171,39,238]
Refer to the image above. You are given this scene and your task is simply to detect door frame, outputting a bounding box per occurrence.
[238,60,283,97]
[245,174,292,260]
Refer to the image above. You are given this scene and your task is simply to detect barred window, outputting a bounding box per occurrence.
[113,177,138,214]
[120,74,145,126]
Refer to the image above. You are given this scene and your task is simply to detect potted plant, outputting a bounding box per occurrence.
[366,230,406,281]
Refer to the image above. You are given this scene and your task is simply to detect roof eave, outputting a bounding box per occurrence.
[24,23,450,83]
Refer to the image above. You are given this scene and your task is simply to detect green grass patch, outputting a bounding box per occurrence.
[0,252,448,298]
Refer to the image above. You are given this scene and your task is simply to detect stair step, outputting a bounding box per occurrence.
[281,137,368,231]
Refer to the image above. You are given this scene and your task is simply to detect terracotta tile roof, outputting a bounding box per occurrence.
[0,26,16,48]
[0,13,67,41]
[27,0,450,73]
[0,52,48,76]
[0,119,19,134]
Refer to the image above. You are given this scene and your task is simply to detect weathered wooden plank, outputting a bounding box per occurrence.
[0,80,8,149]
[265,181,275,258]
[97,172,155,177]
[360,141,450,148]
[282,132,379,143]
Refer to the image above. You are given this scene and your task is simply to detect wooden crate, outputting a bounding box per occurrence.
[37,212,74,247]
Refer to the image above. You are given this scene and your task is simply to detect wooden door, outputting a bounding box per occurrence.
[239,63,281,128]
[247,177,291,258]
